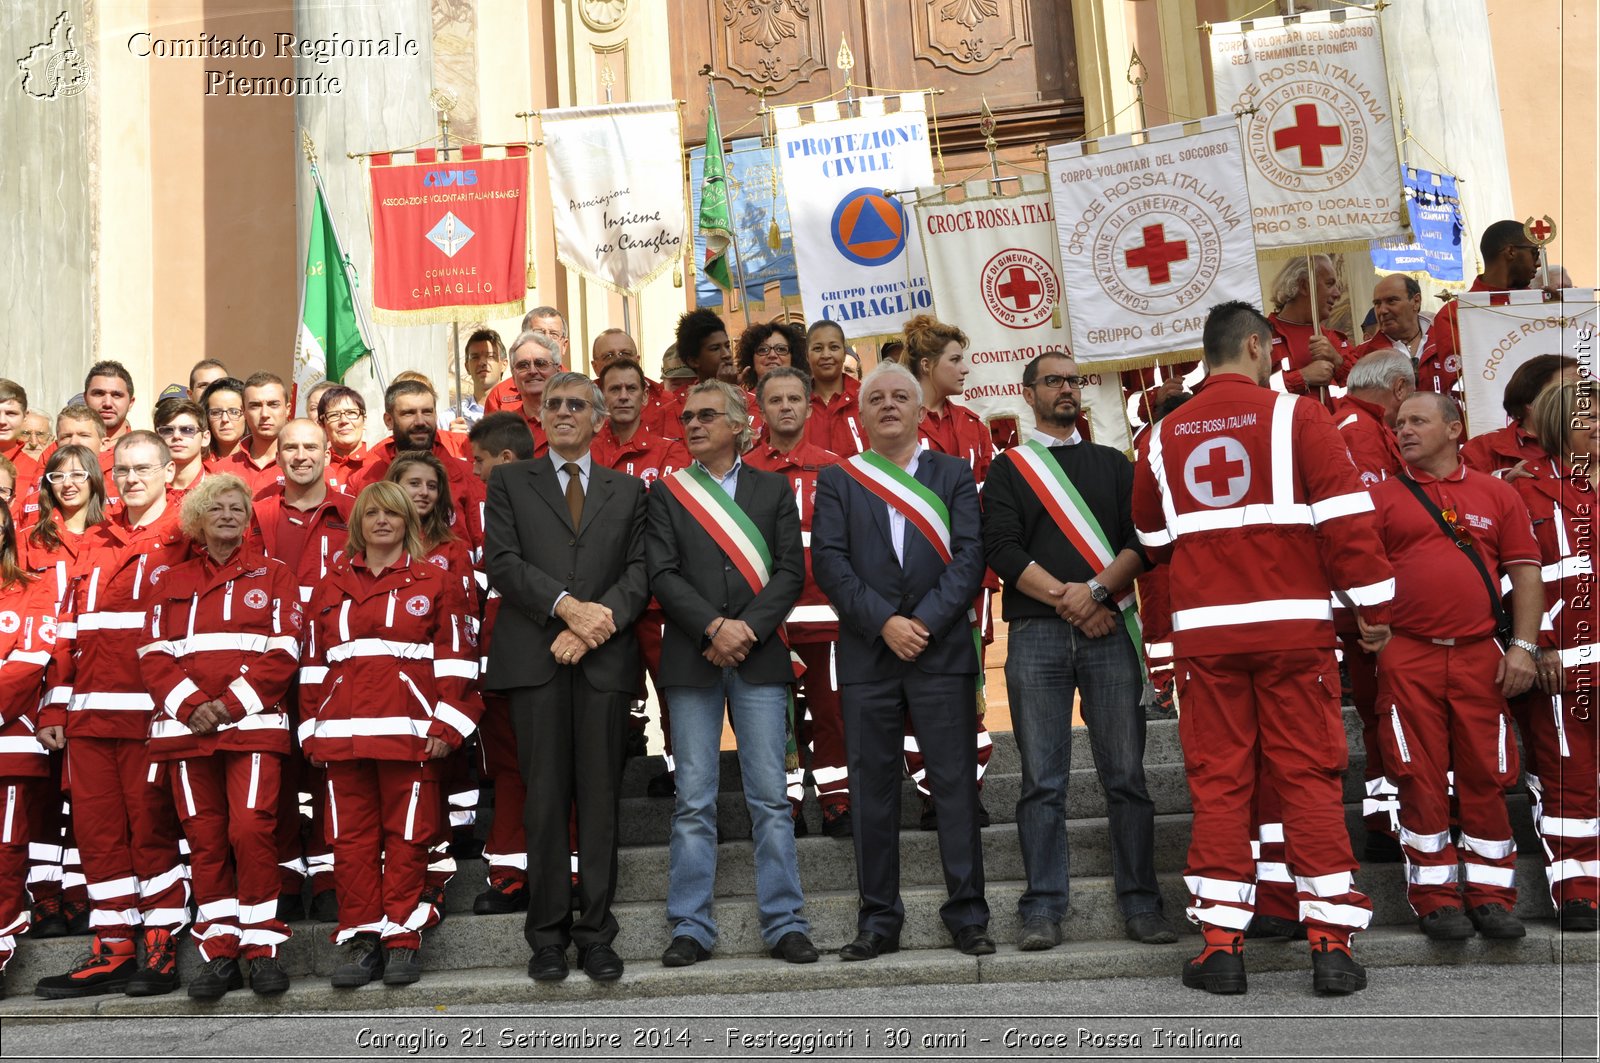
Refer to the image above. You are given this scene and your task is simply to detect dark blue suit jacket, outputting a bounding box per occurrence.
[811,449,986,684]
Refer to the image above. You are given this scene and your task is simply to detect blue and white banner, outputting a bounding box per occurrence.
[688,137,799,308]
[775,97,934,338]
[1369,167,1467,285]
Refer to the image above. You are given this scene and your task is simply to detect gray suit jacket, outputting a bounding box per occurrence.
[482,456,649,692]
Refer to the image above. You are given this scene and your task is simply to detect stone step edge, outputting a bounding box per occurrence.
[1,924,1588,1020]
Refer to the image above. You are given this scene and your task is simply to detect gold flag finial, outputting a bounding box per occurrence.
[836,34,855,73]
[301,130,317,165]
[428,87,458,116]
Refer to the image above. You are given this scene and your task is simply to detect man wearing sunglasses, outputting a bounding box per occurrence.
[153,397,211,498]
[1369,391,1544,943]
[483,372,648,984]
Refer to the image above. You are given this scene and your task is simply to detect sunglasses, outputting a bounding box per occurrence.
[157,424,201,438]
[679,407,726,426]
[542,396,593,414]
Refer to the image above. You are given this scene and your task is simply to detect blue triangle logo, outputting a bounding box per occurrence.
[845,197,895,246]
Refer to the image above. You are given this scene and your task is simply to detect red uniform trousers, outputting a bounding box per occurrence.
[275,755,334,896]
[787,641,849,813]
[903,589,994,796]
[1248,780,1296,923]
[24,753,80,911]
[477,694,528,887]
[1177,649,1372,936]
[420,749,472,927]
[1377,635,1520,915]
[324,758,439,949]
[1525,692,1598,908]
[1342,636,1398,835]
[67,737,188,940]
[0,779,38,970]
[170,752,291,960]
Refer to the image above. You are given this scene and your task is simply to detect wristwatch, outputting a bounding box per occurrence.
[1509,637,1541,659]
[1087,579,1111,605]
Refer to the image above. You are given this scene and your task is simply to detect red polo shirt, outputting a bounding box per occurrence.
[806,376,863,457]
[592,423,688,486]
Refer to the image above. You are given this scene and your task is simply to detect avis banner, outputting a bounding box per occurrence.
[1209,9,1406,252]
[369,147,529,325]
[1047,114,1260,370]
[775,96,934,339]
[1456,289,1597,433]
[541,102,687,295]
[915,174,1067,434]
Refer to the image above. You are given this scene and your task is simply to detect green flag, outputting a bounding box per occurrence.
[698,106,734,292]
[295,171,368,398]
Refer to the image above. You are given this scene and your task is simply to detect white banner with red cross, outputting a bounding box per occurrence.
[1456,288,1598,434]
[1047,114,1261,371]
[1208,8,1407,252]
[913,174,1069,436]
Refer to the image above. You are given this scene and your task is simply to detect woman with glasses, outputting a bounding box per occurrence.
[299,482,482,989]
[200,378,248,464]
[137,474,300,999]
[0,503,60,998]
[0,457,17,523]
[316,387,371,495]
[736,320,808,393]
[153,397,212,499]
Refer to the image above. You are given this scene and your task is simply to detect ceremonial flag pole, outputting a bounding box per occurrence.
[295,132,374,412]
[701,78,752,312]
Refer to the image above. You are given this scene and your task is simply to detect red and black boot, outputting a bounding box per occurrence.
[34,935,137,999]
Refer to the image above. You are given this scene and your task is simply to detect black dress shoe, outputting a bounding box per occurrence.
[953,924,996,956]
[529,946,569,982]
[580,944,624,981]
[838,931,899,961]
[768,931,819,964]
[661,935,710,967]
[646,771,676,798]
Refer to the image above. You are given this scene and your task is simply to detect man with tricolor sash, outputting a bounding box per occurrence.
[811,361,992,962]
[645,380,817,969]
[982,351,1176,953]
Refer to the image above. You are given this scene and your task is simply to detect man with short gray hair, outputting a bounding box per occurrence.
[506,331,563,457]
[1352,275,1429,363]
[484,306,571,414]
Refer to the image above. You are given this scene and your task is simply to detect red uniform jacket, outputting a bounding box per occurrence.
[592,424,689,487]
[1419,277,1501,394]
[919,400,994,491]
[248,490,354,604]
[138,547,300,759]
[0,576,59,777]
[298,553,483,765]
[325,442,375,495]
[19,524,98,609]
[744,439,842,644]
[482,376,520,414]
[1332,395,1404,487]
[1132,373,1394,657]
[807,377,864,457]
[1267,313,1356,403]
[349,438,487,551]
[42,510,193,738]
[214,447,285,496]
[1515,464,1597,690]
[1460,424,1548,478]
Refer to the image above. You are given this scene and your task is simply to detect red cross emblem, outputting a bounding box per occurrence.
[1272,103,1342,167]
[996,266,1043,311]
[1124,224,1189,285]
[1183,437,1251,508]
[1523,215,1557,244]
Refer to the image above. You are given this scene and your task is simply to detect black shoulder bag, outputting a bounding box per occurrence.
[1397,477,1513,643]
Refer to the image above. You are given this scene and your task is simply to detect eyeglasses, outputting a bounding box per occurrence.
[17,430,50,443]
[156,424,201,438]
[513,357,557,374]
[111,463,169,481]
[528,328,565,341]
[44,470,90,485]
[679,407,725,426]
[207,407,244,421]
[755,344,790,357]
[542,396,593,414]
[1031,374,1089,390]
[321,409,363,425]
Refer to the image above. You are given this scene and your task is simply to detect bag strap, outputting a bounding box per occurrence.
[1397,475,1509,633]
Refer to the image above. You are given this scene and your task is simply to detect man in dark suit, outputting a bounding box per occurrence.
[811,361,992,959]
[483,371,650,984]
[645,380,817,968]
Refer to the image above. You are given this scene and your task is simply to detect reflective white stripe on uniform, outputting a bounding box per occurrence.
[1463,863,1517,888]
[1540,815,1600,839]
[1185,874,1256,905]
[1543,555,1592,582]
[139,863,188,899]
[0,737,47,755]
[162,677,200,716]
[1255,861,1292,883]
[299,665,328,685]
[1299,900,1372,929]
[1269,393,1296,502]
[1400,826,1448,853]
[1407,863,1457,885]
[74,611,146,632]
[325,638,434,663]
[434,703,476,740]
[1258,823,1285,844]
[433,659,478,680]
[86,875,139,900]
[144,632,302,659]
[1557,643,1599,668]
[1172,598,1332,630]
[309,718,430,740]
[196,898,239,922]
[1458,833,1515,860]
[150,714,289,741]
[228,676,265,716]
[6,649,50,667]
[1295,871,1355,897]
[1309,491,1374,523]
[1166,503,1314,536]
[69,692,155,712]
[1340,578,1395,607]
[787,605,839,623]
[1549,858,1600,884]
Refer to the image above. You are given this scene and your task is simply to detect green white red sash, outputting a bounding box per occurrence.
[841,451,985,697]
[1005,440,1145,665]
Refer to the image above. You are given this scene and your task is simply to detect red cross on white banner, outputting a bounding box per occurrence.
[1272,103,1342,167]
[1124,224,1189,285]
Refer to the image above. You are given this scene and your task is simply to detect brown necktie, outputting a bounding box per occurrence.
[563,462,584,527]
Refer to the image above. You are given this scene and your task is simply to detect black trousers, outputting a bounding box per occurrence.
[842,669,989,937]
[508,670,629,951]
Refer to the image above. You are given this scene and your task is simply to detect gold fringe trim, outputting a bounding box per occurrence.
[554,249,681,298]
[372,299,526,327]
[1078,347,1203,374]
[1261,237,1386,257]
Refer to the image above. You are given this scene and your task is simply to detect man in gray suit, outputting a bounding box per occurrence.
[646,380,817,968]
[483,371,650,983]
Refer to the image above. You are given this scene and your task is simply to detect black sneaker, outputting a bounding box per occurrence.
[330,933,385,988]
[250,955,290,995]
[1468,903,1526,940]
[308,887,339,923]
[1181,949,1247,994]
[472,878,529,915]
[30,896,67,939]
[1560,899,1599,933]
[187,956,243,1001]
[124,929,180,997]
[383,946,423,986]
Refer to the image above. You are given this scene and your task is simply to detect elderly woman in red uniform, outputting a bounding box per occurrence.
[1520,379,1600,932]
[299,482,482,988]
[0,504,60,996]
[137,473,301,999]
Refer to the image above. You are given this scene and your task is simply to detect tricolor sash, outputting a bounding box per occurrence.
[841,451,986,700]
[1005,441,1145,666]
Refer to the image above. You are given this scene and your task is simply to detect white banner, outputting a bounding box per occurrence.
[1047,115,1260,370]
[1209,9,1406,251]
[541,101,686,294]
[776,100,934,338]
[1457,288,1598,433]
[915,175,1067,434]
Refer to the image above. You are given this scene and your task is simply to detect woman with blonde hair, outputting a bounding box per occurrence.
[299,482,483,988]
[138,474,301,999]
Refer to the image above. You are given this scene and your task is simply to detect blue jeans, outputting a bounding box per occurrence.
[1006,615,1160,921]
[664,670,809,950]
